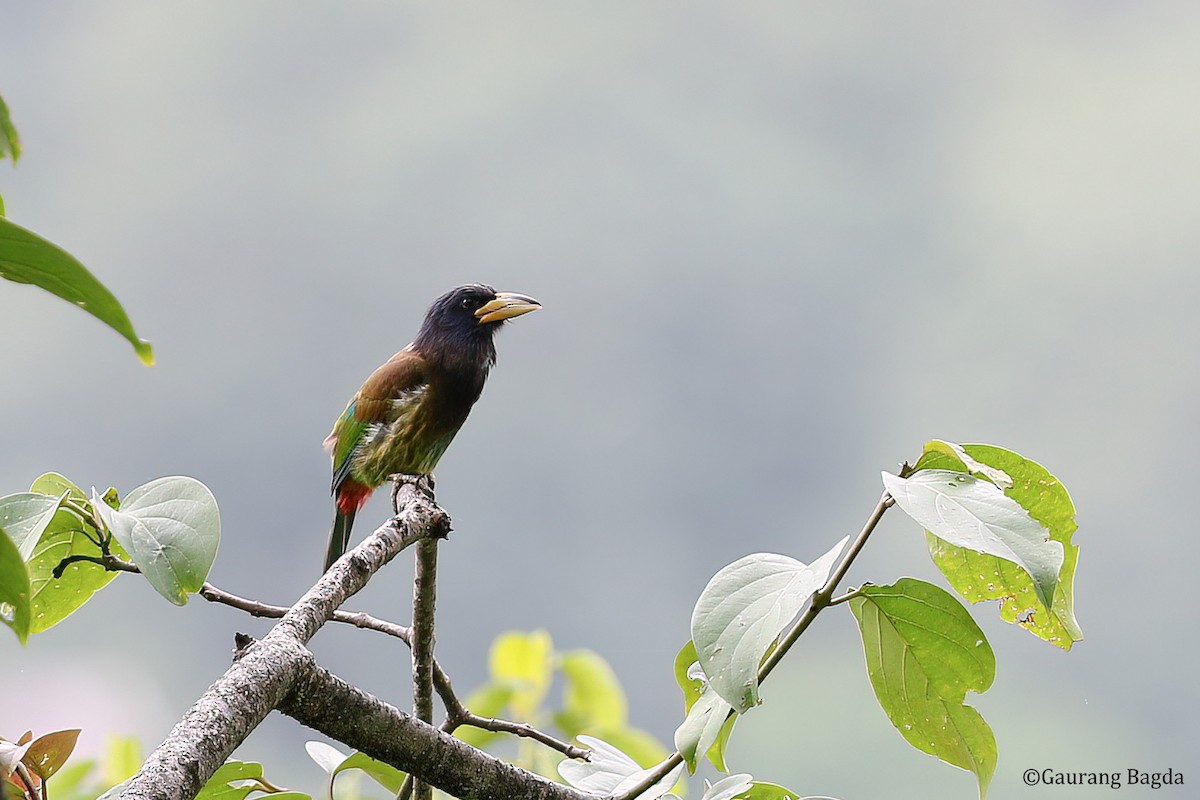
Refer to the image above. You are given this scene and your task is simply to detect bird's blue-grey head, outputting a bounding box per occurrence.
[413,284,541,372]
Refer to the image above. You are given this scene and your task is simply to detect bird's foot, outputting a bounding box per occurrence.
[389,473,437,512]
[387,473,450,539]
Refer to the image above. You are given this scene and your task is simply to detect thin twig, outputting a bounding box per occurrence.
[51,553,138,578]
[612,490,895,800]
[435,664,590,760]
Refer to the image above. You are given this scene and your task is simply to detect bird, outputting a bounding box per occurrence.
[323,284,541,570]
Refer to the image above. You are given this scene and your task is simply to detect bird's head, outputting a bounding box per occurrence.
[413,284,541,370]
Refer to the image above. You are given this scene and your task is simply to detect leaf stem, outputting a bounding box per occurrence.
[827,587,865,606]
[51,553,138,579]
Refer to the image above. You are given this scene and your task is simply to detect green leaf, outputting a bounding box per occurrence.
[304,740,345,774]
[883,469,1062,608]
[27,508,124,634]
[452,682,514,749]
[558,735,682,797]
[43,758,97,798]
[22,729,80,781]
[673,640,737,772]
[705,713,737,773]
[100,734,141,787]
[0,215,153,364]
[592,727,669,770]
[691,538,848,712]
[0,492,63,560]
[914,442,1083,649]
[335,752,405,793]
[99,487,120,510]
[850,579,997,799]
[0,527,31,643]
[306,744,396,800]
[195,760,306,800]
[30,473,87,503]
[93,477,220,606]
[673,689,733,774]
[916,440,1013,488]
[703,773,753,800]
[0,94,20,164]
[489,629,554,717]
[555,649,628,738]
[304,741,346,800]
[735,781,801,800]
[674,640,703,711]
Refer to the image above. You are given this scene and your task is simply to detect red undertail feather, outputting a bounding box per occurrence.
[336,480,373,516]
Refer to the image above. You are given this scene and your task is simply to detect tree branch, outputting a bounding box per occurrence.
[279,654,594,800]
[439,687,591,762]
[409,536,440,800]
[117,481,444,800]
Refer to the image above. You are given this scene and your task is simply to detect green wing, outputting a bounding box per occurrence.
[327,400,370,491]
[326,347,428,491]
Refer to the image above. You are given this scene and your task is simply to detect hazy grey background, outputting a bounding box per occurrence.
[2,2,1197,797]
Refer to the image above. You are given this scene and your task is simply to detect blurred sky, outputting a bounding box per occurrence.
[2,2,1198,798]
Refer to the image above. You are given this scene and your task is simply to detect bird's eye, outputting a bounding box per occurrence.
[460,297,474,309]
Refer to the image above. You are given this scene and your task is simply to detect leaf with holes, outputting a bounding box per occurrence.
[22,729,80,781]
[850,579,996,799]
[27,508,125,633]
[92,477,219,605]
[691,537,848,712]
[918,440,1013,488]
[913,442,1082,649]
[883,469,1062,608]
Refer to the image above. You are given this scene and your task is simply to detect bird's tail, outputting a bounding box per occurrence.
[325,479,372,572]
[325,509,357,571]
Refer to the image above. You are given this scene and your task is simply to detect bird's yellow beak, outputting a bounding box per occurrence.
[475,292,542,324]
